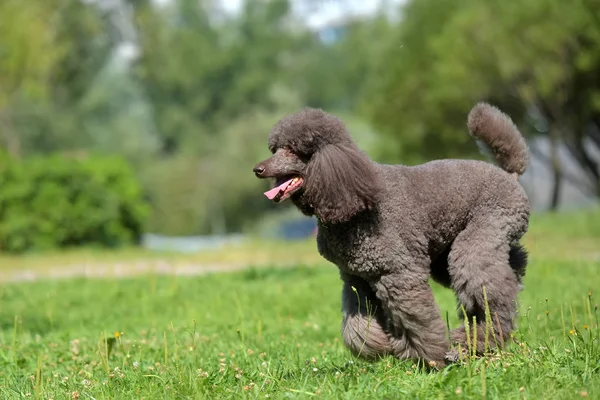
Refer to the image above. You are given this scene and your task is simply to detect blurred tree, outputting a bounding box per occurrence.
[0,0,63,156]
[366,0,600,209]
[364,0,483,166]
[289,14,392,111]
[126,0,329,234]
[21,0,598,235]
[140,97,303,236]
[78,61,160,165]
[129,0,302,156]
[0,0,115,156]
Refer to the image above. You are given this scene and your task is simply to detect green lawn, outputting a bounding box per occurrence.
[0,208,599,399]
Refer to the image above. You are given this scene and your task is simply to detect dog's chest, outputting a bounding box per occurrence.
[316,223,392,278]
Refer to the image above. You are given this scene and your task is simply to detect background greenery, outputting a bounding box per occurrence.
[0,151,148,253]
[1,0,598,248]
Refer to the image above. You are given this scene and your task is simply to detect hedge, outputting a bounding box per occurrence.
[0,151,149,253]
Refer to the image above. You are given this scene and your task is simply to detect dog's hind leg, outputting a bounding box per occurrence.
[372,265,450,368]
[340,273,392,360]
[447,214,527,357]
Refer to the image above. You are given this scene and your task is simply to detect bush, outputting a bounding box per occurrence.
[0,151,149,253]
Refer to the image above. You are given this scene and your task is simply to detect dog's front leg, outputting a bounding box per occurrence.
[340,272,392,360]
[372,270,450,368]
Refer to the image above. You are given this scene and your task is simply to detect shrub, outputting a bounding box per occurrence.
[0,151,149,253]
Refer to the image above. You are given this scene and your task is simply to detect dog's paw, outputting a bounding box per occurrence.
[444,348,468,364]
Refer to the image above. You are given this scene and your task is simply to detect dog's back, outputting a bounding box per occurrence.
[380,158,528,236]
[377,102,530,235]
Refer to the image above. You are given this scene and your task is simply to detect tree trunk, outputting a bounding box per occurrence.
[548,128,563,211]
[577,133,600,198]
[0,110,21,158]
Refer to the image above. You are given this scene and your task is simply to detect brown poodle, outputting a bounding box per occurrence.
[253,102,530,368]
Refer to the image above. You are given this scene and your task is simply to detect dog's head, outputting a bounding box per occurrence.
[253,108,383,224]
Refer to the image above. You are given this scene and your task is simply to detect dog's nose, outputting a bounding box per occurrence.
[253,165,265,177]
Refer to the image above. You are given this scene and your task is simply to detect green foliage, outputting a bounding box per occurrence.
[0,0,411,237]
[289,16,393,111]
[2,0,598,236]
[365,0,600,197]
[0,153,149,253]
[363,0,476,165]
[130,0,304,155]
[140,109,290,236]
[0,0,114,156]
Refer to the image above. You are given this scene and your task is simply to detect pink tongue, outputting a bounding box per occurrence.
[264,178,294,200]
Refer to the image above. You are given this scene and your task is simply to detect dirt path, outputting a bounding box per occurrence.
[3,251,598,284]
[0,260,285,283]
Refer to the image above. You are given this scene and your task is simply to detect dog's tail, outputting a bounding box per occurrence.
[467,102,529,176]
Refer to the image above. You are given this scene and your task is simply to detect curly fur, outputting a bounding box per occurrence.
[253,102,531,368]
[262,108,383,223]
[468,102,530,175]
[304,142,382,223]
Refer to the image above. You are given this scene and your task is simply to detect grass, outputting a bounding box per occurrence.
[0,207,599,399]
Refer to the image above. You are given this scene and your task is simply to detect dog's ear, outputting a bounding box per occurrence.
[304,142,382,224]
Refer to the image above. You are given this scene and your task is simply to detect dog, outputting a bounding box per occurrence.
[253,102,530,368]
